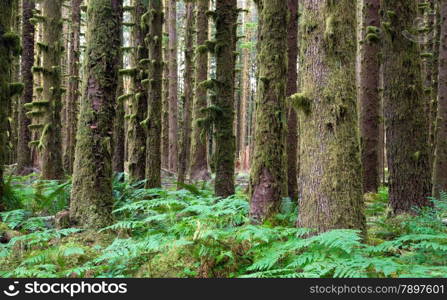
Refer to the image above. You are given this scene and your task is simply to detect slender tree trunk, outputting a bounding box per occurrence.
[214,0,238,198]
[17,0,35,175]
[64,0,82,175]
[382,0,432,213]
[359,0,381,193]
[0,0,15,210]
[29,0,64,180]
[126,0,148,181]
[433,0,447,198]
[112,11,126,173]
[286,0,299,201]
[189,0,210,181]
[70,0,123,228]
[297,0,365,232]
[145,0,163,189]
[249,0,288,223]
[178,2,195,185]
[161,0,170,171]
[168,0,179,172]
[239,0,252,173]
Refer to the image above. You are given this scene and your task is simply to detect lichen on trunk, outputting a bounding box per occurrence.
[297,0,365,232]
[249,0,288,224]
[70,0,123,229]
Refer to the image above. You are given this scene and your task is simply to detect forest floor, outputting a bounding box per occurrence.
[0,166,447,278]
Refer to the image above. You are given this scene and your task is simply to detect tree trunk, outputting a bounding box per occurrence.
[249,0,288,223]
[359,0,381,193]
[28,0,64,180]
[168,0,178,172]
[145,0,163,189]
[297,0,365,232]
[214,0,238,198]
[64,0,82,175]
[0,0,15,210]
[70,0,123,228]
[189,0,210,182]
[127,0,148,181]
[382,0,432,213]
[286,0,299,201]
[17,0,35,175]
[178,2,195,185]
[433,0,447,198]
[161,0,170,171]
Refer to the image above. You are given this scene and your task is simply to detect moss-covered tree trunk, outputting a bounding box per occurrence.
[249,0,288,223]
[64,0,82,175]
[286,0,299,201]
[145,0,163,189]
[189,0,210,182]
[112,14,125,175]
[214,0,238,198]
[433,0,447,198]
[70,0,123,228]
[296,0,365,232]
[382,0,432,213]
[178,2,195,185]
[239,0,252,173]
[168,0,178,172]
[28,0,64,180]
[359,0,381,193]
[161,0,170,171]
[126,0,148,181]
[0,0,15,210]
[17,0,35,175]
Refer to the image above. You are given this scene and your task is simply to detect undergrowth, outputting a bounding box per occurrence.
[0,174,447,278]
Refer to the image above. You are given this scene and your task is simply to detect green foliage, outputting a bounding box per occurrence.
[1,177,447,278]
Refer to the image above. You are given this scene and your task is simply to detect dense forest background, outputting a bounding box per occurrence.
[0,0,447,278]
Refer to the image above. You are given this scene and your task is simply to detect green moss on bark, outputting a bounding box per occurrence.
[70,0,123,229]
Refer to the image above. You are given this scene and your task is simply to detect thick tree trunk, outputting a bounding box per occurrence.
[189,0,210,182]
[145,0,163,189]
[64,0,82,175]
[286,0,299,201]
[178,2,195,185]
[70,0,123,228]
[28,0,64,180]
[297,0,365,232]
[127,0,148,181]
[214,0,238,198]
[17,0,35,175]
[433,0,447,198]
[168,0,179,172]
[0,0,15,210]
[249,0,288,223]
[382,0,432,213]
[359,0,381,193]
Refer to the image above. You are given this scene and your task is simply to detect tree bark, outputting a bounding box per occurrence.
[0,0,15,210]
[70,0,123,228]
[359,0,381,193]
[178,2,195,185]
[382,0,432,213]
[249,0,288,223]
[161,0,170,171]
[28,0,64,180]
[17,0,35,175]
[214,0,238,198]
[145,0,163,189]
[297,0,365,232]
[168,0,179,172]
[189,0,210,182]
[433,0,447,198]
[286,0,299,201]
